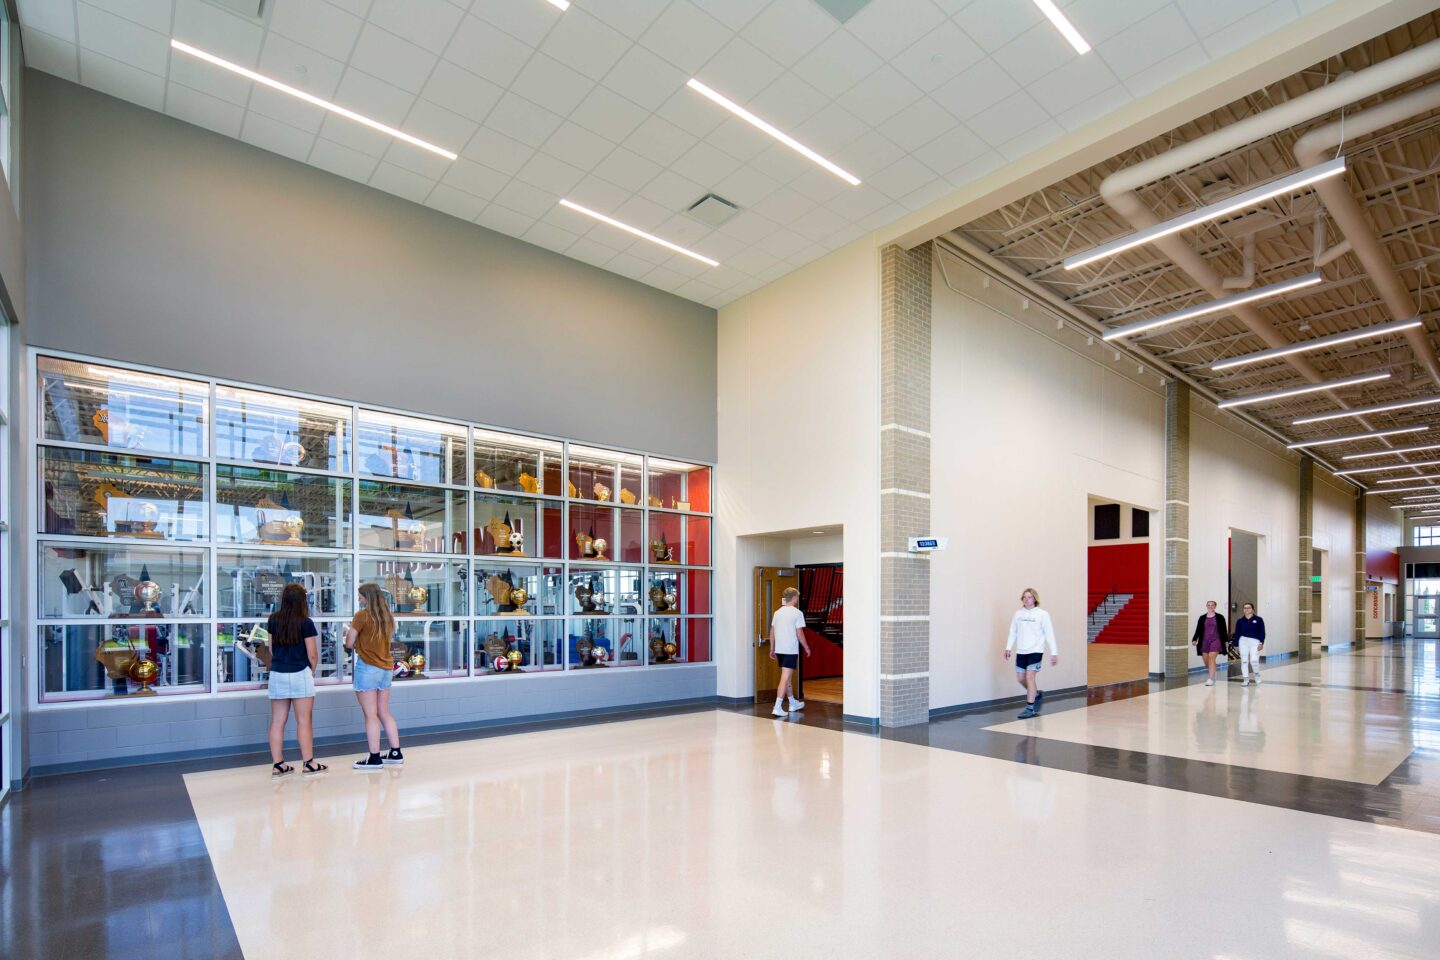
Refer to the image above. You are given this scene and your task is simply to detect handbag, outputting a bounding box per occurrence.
[1225,639,1240,660]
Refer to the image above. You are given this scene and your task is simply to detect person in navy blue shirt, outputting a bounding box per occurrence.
[1231,602,1266,686]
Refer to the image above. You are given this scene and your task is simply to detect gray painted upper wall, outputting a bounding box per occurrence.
[20,72,717,460]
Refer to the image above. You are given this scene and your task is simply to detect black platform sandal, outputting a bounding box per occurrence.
[271,761,294,779]
[302,759,328,776]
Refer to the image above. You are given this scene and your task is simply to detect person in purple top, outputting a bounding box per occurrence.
[1191,600,1229,687]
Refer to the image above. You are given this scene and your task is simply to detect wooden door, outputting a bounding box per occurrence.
[754,566,798,702]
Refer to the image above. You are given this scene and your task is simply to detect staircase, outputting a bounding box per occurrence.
[1087,592,1148,644]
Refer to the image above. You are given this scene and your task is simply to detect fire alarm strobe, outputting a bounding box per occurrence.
[908,537,947,553]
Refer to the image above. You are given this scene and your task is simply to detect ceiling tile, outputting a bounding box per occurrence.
[515,151,588,195]
[750,185,815,224]
[17,0,77,43]
[370,162,437,203]
[845,0,946,60]
[1122,42,1209,99]
[350,23,439,94]
[444,14,535,88]
[562,235,622,268]
[86,0,170,34]
[602,47,686,115]
[967,89,1051,147]
[866,154,939,201]
[367,0,467,55]
[511,54,595,116]
[77,3,169,77]
[399,98,478,156]
[1200,0,1299,60]
[832,129,905,180]
[952,0,1045,51]
[1174,0,1269,37]
[622,115,699,167]
[543,122,618,171]
[257,32,345,99]
[420,60,503,123]
[333,67,416,128]
[1024,49,1122,116]
[689,0,772,32]
[747,71,829,132]
[167,57,252,109]
[613,194,676,231]
[893,19,984,92]
[460,126,535,176]
[540,9,633,82]
[79,49,166,110]
[854,199,906,230]
[268,0,363,63]
[717,208,781,244]
[1063,0,1173,44]
[309,137,381,183]
[912,122,991,178]
[440,158,510,201]
[838,62,924,127]
[593,146,665,192]
[991,21,1082,88]
[741,0,835,67]
[713,164,782,207]
[638,0,730,74]
[567,175,635,215]
[605,251,659,279]
[1057,83,1131,131]
[173,0,265,65]
[792,28,882,99]
[743,139,815,183]
[22,29,81,82]
[755,224,809,259]
[653,213,717,249]
[379,137,453,180]
[425,183,489,222]
[826,178,894,220]
[932,58,1018,121]
[696,36,785,102]
[317,109,395,158]
[676,276,724,301]
[493,178,560,219]
[944,149,1005,186]
[167,82,247,138]
[639,168,707,210]
[995,117,1064,161]
[569,86,651,141]
[326,0,371,16]
[524,220,582,256]
[706,115,774,163]
[577,0,670,40]
[1097,5,1198,80]
[786,165,851,204]
[879,96,960,153]
[469,0,560,47]
[476,203,538,237]
[671,140,742,187]
[248,87,329,135]
[485,92,564,148]
[656,89,727,139]
[240,112,317,162]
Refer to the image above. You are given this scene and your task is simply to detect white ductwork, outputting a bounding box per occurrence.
[1294,79,1440,388]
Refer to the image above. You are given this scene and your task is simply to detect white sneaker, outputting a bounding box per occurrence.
[1241,678,1250,687]
[1204,678,1215,686]
[787,697,805,711]
[771,702,788,717]
[1253,674,1262,684]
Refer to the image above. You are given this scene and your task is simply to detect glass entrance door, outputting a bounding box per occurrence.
[1412,588,1440,639]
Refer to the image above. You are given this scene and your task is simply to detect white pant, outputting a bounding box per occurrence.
[1238,636,1263,677]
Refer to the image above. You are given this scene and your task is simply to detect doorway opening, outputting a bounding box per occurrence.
[796,563,843,703]
[1312,547,1327,652]
[1229,529,1260,680]
[1086,499,1151,686]
[747,526,844,706]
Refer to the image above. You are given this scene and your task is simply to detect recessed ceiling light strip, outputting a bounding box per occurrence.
[1102,272,1323,341]
[1211,316,1422,372]
[170,40,457,159]
[1292,393,1440,426]
[558,199,719,266]
[1032,0,1091,55]
[1342,442,1440,460]
[1216,371,1389,410]
[1065,158,1347,270]
[685,79,861,186]
[1288,426,1427,449]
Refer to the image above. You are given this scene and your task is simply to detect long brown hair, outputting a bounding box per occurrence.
[268,583,310,645]
[358,582,395,642]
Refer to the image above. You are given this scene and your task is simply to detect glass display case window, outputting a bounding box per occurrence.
[215,385,351,472]
[357,557,469,617]
[474,618,561,672]
[645,618,711,665]
[570,502,644,564]
[216,466,352,548]
[356,480,464,554]
[473,429,562,496]
[474,494,560,559]
[217,620,348,689]
[567,616,642,669]
[39,357,208,458]
[40,623,210,700]
[474,561,561,617]
[40,447,208,542]
[647,458,711,513]
[40,543,209,619]
[568,444,643,505]
[215,551,351,620]
[567,566,643,617]
[684,515,711,567]
[388,619,467,679]
[357,410,467,486]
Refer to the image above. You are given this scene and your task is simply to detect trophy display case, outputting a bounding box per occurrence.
[567,566,643,617]
[41,543,208,619]
[215,466,352,548]
[214,385,351,472]
[569,504,643,564]
[474,561,560,617]
[40,623,210,700]
[641,618,712,665]
[474,618,562,672]
[647,512,681,564]
[356,480,462,553]
[215,550,350,619]
[387,619,467,679]
[474,494,560,558]
[675,569,713,616]
[647,459,711,513]
[217,620,348,688]
[567,445,643,505]
[473,428,563,495]
[357,410,466,486]
[38,356,208,458]
[684,516,712,567]
[568,616,641,667]
[358,557,468,616]
[40,447,208,541]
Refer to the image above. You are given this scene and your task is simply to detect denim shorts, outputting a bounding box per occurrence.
[353,659,393,692]
[267,666,314,699]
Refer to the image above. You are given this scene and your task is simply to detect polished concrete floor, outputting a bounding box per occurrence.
[4,640,1440,959]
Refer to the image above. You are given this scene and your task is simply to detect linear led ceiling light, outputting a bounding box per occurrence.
[1065,158,1347,270]
[1211,316,1422,372]
[1293,393,1440,426]
[1102,272,1323,341]
[1400,490,1440,498]
[557,199,719,266]
[1216,371,1389,410]
[1032,0,1091,54]
[1343,442,1440,460]
[546,0,570,8]
[1378,473,1440,484]
[1334,459,1440,477]
[1288,426,1427,449]
[170,40,457,159]
[686,78,860,186]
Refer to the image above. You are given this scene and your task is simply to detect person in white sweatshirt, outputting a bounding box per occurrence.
[1005,587,1058,719]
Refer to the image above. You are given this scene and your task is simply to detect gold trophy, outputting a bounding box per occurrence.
[593,482,612,502]
[95,483,164,538]
[483,631,511,672]
[486,574,529,615]
[407,584,430,608]
[650,533,675,564]
[649,585,678,615]
[485,513,525,556]
[255,497,305,546]
[647,495,663,507]
[134,579,163,614]
[406,651,427,678]
[619,487,637,505]
[649,632,675,663]
[475,468,495,488]
[128,656,160,694]
[519,472,541,494]
[387,506,426,551]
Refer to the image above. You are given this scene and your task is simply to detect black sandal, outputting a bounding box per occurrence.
[271,761,294,778]
[302,759,328,776]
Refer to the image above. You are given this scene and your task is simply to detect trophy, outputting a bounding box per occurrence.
[94,637,139,686]
[650,533,675,564]
[649,631,677,663]
[619,487,637,505]
[649,585,678,615]
[475,468,495,488]
[574,578,606,613]
[96,483,164,538]
[576,526,610,559]
[93,407,144,448]
[134,579,163,614]
[593,482,612,502]
[567,480,578,498]
[487,574,529,615]
[485,513,525,556]
[519,472,541,494]
[407,584,430,608]
[281,441,306,466]
[506,648,525,669]
[406,651,427,678]
[647,495,663,508]
[483,631,512,672]
[128,656,160,694]
[255,496,305,546]
[388,504,426,551]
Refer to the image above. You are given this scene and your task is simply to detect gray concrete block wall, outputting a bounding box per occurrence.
[1299,456,1315,662]
[1164,381,1192,679]
[27,665,717,775]
[1354,492,1367,651]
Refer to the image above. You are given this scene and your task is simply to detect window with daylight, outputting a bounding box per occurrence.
[1415,525,1440,547]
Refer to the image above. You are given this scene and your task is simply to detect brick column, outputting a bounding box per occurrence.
[1163,381,1192,680]
[1354,491,1367,651]
[879,242,931,728]
[1298,456,1316,661]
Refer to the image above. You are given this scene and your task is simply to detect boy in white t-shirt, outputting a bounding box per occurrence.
[769,587,812,717]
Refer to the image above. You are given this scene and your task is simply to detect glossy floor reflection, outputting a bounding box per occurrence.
[184,710,1440,960]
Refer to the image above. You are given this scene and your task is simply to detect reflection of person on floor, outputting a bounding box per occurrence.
[769,587,811,717]
[1005,587,1057,719]
[1192,685,1228,753]
[1006,737,1056,824]
[1191,601,1228,686]
[1232,603,1266,686]
[1236,686,1265,754]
